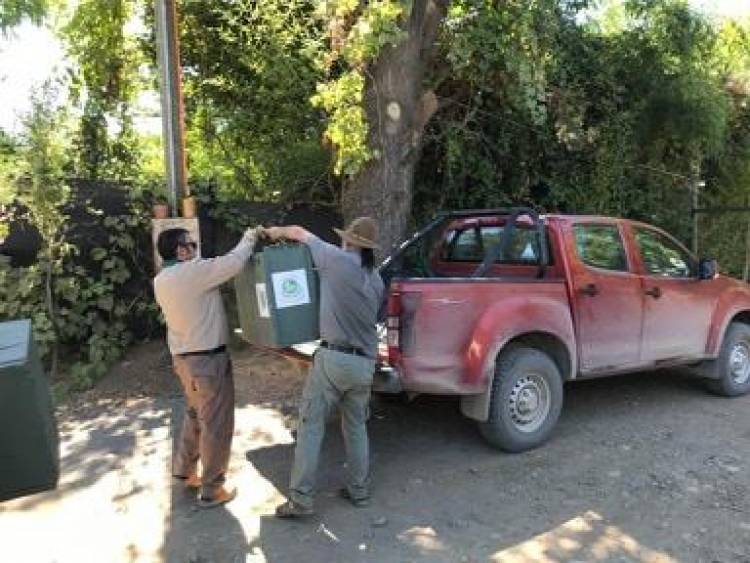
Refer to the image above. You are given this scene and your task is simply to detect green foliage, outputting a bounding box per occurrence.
[16,84,71,242]
[191,181,248,235]
[412,0,750,278]
[0,208,157,390]
[414,0,570,218]
[0,91,159,390]
[0,0,47,33]
[315,0,359,19]
[313,0,409,176]
[6,0,750,287]
[340,0,406,67]
[0,129,22,206]
[60,0,144,181]
[445,0,559,128]
[178,0,329,199]
[311,71,371,174]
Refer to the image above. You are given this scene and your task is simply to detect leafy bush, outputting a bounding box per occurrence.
[0,87,160,392]
[0,199,160,391]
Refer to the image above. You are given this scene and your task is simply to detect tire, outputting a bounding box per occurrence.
[478,347,563,453]
[707,322,750,397]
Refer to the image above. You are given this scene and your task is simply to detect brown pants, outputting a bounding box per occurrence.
[172,351,234,498]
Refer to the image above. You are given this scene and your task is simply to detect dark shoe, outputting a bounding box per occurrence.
[197,486,237,509]
[338,487,371,508]
[275,499,314,519]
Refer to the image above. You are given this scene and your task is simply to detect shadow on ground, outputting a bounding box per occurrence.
[11,337,746,563]
[7,398,171,513]
[222,370,737,562]
[161,404,249,563]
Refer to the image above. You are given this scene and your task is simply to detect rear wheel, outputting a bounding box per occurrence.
[707,322,750,397]
[479,347,563,452]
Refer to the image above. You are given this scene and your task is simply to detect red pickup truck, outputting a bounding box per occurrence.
[376,208,750,452]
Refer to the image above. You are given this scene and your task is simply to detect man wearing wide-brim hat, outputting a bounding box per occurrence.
[260,217,385,518]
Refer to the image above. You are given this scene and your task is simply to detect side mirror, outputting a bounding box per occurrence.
[698,258,718,280]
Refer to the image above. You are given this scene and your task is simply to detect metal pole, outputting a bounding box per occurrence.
[690,160,701,256]
[154,0,188,216]
[691,179,698,256]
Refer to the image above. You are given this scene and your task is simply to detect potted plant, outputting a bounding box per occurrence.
[181,194,197,219]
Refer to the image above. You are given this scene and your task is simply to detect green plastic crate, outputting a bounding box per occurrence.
[234,243,320,347]
[0,319,60,502]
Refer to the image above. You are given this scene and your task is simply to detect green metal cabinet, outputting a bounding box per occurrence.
[234,243,320,347]
[0,319,60,502]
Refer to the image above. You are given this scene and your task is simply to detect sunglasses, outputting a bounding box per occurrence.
[178,237,197,250]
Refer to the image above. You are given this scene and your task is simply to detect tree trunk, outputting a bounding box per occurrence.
[342,0,447,256]
[44,254,58,380]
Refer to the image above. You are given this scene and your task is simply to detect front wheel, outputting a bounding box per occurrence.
[479,347,563,453]
[707,322,750,397]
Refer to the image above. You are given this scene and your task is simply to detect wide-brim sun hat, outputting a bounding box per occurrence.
[333,216,380,249]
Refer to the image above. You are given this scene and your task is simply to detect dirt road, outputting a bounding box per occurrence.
[3,340,750,562]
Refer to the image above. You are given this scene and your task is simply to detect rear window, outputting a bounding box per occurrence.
[444,226,546,264]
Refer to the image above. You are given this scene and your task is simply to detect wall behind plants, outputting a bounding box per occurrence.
[0,178,162,392]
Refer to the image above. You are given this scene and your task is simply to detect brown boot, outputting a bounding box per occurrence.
[173,474,201,490]
[184,474,201,489]
[197,486,237,509]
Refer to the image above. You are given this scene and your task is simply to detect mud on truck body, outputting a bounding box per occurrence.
[375,208,750,452]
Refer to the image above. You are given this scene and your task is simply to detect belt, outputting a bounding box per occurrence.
[178,345,226,358]
[320,341,367,358]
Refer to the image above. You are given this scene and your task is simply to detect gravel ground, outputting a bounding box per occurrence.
[3,339,750,562]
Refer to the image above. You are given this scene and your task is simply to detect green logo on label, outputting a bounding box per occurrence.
[281,278,301,297]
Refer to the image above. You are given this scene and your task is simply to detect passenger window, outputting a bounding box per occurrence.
[634,228,694,278]
[574,224,628,272]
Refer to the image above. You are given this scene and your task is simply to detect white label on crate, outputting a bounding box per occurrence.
[271,269,310,309]
[255,283,271,318]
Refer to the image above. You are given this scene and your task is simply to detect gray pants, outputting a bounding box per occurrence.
[172,352,234,498]
[290,347,376,509]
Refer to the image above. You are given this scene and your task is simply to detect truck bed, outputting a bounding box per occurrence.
[389,277,573,395]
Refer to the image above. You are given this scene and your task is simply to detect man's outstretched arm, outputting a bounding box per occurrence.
[261,225,338,272]
[189,227,259,291]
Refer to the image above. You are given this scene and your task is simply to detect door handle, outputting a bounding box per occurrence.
[644,286,662,299]
[580,283,599,297]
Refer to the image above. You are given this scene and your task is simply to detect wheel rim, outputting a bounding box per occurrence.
[507,372,551,434]
[729,342,750,385]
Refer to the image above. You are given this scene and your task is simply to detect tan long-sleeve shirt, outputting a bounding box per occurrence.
[154,236,255,355]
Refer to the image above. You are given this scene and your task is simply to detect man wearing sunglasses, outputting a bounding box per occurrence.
[154,226,259,508]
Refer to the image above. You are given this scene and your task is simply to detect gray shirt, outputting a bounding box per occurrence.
[305,236,384,359]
